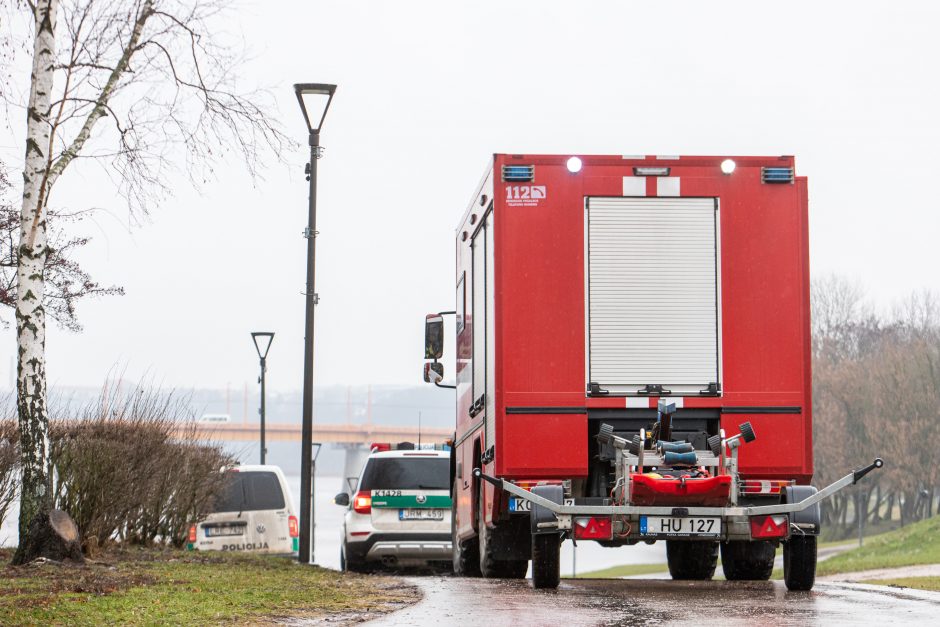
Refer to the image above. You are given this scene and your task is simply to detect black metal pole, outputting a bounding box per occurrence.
[299,130,319,564]
[259,356,267,465]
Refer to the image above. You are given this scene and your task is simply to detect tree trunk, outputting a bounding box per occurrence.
[16,0,58,549]
[12,509,84,565]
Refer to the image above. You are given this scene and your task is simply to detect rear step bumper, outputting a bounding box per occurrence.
[474,458,883,538]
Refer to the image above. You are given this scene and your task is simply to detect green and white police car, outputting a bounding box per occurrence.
[335,443,451,572]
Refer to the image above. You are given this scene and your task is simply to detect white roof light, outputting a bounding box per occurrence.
[720,159,736,175]
[566,156,583,173]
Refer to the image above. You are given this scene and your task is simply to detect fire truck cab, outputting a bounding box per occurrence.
[424,154,881,590]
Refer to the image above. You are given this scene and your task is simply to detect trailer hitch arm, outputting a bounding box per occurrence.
[473,467,503,489]
[853,458,885,484]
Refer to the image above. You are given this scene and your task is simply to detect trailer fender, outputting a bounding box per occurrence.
[531,485,563,536]
[784,485,820,535]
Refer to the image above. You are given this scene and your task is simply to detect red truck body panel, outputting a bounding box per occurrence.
[451,154,811,535]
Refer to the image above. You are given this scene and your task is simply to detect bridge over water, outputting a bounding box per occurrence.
[189,421,452,444]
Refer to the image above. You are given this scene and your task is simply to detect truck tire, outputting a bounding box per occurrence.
[452,480,481,577]
[720,541,775,580]
[666,540,718,580]
[783,534,817,591]
[531,533,561,589]
[478,492,528,578]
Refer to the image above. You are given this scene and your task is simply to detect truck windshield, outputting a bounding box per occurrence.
[214,471,286,512]
[359,458,449,491]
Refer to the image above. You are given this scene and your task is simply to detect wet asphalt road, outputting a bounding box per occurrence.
[364,576,940,626]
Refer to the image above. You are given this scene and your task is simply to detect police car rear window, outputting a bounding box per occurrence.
[359,458,449,491]
[214,471,286,512]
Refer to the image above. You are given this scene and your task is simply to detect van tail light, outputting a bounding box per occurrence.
[188,524,197,543]
[750,514,789,539]
[573,516,613,540]
[288,515,299,538]
[353,490,372,514]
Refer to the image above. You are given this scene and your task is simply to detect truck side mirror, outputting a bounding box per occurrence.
[334,492,350,507]
[425,314,444,360]
[424,361,444,383]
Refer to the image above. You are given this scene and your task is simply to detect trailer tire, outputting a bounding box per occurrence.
[478,492,528,579]
[666,541,718,580]
[531,532,561,589]
[783,534,817,591]
[452,479,481,577]
[720,541,775,580]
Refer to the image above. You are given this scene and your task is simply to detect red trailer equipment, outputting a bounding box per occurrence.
[423,154,881,590]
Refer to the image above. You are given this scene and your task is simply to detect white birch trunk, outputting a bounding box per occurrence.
[15,0,58,547]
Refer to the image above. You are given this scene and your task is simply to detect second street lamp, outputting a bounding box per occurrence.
[294,82,336,565]
[251,331,274,465]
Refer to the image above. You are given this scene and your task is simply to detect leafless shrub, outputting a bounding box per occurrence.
[0,418,18,529]
[50,381,234,554]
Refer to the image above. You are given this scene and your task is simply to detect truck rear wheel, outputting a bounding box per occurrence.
[531,533,561,589]
[783,534,817,591]
[666,540,718,580]
[478,492,528,578]
[720,541,775,580]
[452,480,481,577]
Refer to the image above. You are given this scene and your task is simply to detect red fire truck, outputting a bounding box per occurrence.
[423,154,881,590]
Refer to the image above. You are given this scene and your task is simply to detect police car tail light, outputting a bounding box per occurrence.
[188,524,197,543]
[750,514,789,539]
[288,515,299,538]
[353,490,372,514]
[573,516,613,540]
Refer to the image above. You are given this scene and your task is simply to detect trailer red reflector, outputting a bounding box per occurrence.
[741,480,792,495]
[750,514,789,539]
[573,516,613,540]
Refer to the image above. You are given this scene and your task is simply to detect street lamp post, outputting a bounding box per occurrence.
[251,332,274,465]
[294,83,336,565]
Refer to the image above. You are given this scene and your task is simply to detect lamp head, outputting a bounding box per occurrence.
[251,332,275,360]
[293,83,337,135]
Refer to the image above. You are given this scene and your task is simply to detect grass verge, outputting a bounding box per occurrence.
[817,515,940,576]
[0,547,417,626]
[860,576,940,592]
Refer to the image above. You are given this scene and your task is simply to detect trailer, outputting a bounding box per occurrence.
[423,154,881,590]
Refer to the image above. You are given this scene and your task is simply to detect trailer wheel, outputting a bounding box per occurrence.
[531,533,561,589]
[666,541,718,580]
[478,492,528,579]
[452,479,481,577]
[720,541,775,581]
[783,534,817,591]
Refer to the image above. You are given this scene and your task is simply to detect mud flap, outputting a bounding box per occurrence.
[530,485,563,535]
[784,485,821,535]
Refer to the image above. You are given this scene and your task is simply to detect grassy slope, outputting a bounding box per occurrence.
[817,515,940,575]
[0,548,415,626]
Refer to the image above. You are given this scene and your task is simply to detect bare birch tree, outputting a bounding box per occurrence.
[7,0,288,562]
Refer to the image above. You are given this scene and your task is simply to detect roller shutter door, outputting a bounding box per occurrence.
[587,197,720,394]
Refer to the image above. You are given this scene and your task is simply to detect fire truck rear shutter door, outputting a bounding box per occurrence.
[587,197,720,394]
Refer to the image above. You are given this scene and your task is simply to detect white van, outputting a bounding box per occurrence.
[188,465,299,555]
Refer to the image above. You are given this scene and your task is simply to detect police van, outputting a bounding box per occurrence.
[188,465,299,555]
[335,443,451,571]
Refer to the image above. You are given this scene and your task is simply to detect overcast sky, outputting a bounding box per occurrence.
[2,1,939,396]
